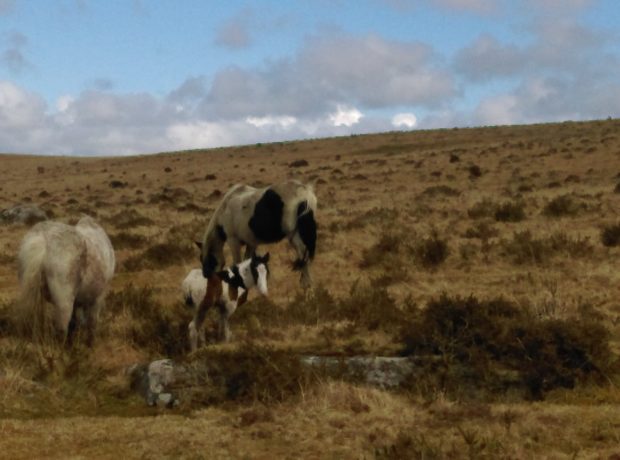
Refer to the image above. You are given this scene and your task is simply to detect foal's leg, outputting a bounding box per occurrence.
[189,278,221,352]
[189,300,209,352]
[218,301,238,342]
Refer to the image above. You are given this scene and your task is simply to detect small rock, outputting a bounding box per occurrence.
[0,204,48,225]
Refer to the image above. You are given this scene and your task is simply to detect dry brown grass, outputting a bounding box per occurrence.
[1,119,620,457]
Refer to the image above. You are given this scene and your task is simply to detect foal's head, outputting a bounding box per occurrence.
[216,253,270,296]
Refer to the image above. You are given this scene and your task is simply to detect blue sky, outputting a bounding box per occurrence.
[1,0,619,156]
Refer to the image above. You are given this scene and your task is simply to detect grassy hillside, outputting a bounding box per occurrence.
[1,119,619,458]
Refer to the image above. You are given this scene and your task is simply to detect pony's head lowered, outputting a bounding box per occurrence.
[216,252,270,296]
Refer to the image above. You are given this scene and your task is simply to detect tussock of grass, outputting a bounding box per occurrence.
[107,209,154,229]
[543,194,583,217]
[189,342,321,405]
[109,231,147,250]
[104,285,189,357]
[501,230,593,264]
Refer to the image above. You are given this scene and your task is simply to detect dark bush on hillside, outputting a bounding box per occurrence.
[601,224,620,247]
[494,201,526,222]
[414,231,449,269]
[401,294,614,400]
[614,182,620,194]
[468,164,482,178]
[543,195,581,217]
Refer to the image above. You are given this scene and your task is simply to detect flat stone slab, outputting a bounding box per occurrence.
[128,355,416,407]
[301,356,416,389]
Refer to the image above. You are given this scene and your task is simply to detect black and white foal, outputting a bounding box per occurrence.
[188,253,270,351]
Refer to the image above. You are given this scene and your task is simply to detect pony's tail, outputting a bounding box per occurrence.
[293,201,317,270]
[15,236,55,343]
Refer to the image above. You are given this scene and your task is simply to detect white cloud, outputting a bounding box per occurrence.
[0,80,46,128]
[246,115,297,128]
[392,113,417,128]
[166,121,238,151]
[329,105,363,127]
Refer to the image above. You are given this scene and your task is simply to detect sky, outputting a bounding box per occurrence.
[0,0,619,156]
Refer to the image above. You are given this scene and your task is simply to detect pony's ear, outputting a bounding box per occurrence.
[195,241,203,251]
[216,270,231,283]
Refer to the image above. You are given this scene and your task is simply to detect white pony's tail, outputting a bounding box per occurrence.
[15,235,55,343]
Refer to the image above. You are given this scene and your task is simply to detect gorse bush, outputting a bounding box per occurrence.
[400,294,614,400]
